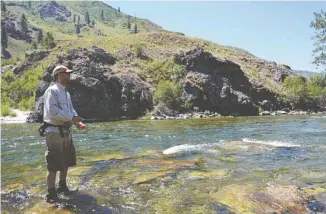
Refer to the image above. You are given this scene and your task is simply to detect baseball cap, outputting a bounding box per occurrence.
[52,65,74,77]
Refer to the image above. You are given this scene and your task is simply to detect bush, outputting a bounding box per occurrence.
[307,73,326,107]
[143,58,184,84]
[282,74,326,109]
[282,76,307,109]
[134,43,144,58]
[18,96,35,111]
[1,58,18,66]
[1,104,16,117]
[153,80,183,111]
[43,32,56,49]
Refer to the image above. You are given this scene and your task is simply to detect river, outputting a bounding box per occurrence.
[1,116,326,213]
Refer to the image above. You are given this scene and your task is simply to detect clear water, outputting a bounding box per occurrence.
[1,116,326,213]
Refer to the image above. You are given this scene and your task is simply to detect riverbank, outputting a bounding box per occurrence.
[149,110,326,120]
[1,109,31,124]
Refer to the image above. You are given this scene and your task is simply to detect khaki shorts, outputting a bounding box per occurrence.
[45,132,76,172]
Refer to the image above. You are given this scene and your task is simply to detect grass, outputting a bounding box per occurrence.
[1,104,16,117]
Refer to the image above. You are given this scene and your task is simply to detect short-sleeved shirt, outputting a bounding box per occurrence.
[43,82,78,133]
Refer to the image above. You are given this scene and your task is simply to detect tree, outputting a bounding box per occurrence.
[75,24,80,36]
[31,41,37,49]
[85,10,90,24]
[43,32,56,49]
[310,10,326,72]
[77,15,80,24]
[28,1,31,8]
[1,27,8,52]
[134,23,138,34]
[282,76,307,110]
[100,10,104,21]
[20,14,28,32]
[1,1,6,12]
[127,21,131,30]
[73,14,76,22]
[37,29,43,43]
[118,7,120,13]
[92,19,95,26]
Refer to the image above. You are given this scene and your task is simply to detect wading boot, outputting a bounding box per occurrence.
[46,188,58,203]
[57,180,71,195]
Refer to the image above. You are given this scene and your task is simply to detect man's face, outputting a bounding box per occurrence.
[58,72,71,85]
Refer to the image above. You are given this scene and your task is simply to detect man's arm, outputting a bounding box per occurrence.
[44,89,74,122]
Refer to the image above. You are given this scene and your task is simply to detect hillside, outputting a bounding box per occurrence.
[1,1,324,120]
[293,70,320,78]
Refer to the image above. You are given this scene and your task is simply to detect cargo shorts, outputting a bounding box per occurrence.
[45,132,76,172]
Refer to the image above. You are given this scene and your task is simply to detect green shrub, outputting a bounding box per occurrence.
[134,43,144,58]
[43,32,56,49]
[153,80,183,111]
[307,73,326,107]
[1,58,18,66]
[282,76,307,109]
[1,61,47,110]
[143,58,184,84]
[18,96,35,111]
[1,104,16,117]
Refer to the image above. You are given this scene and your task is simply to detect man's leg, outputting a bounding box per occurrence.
[58,168,70,194]
[46,170,58,201]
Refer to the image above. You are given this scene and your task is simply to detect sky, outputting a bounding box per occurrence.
[107,1,326,72]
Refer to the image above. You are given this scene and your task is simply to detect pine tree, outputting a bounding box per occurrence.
[43,32,56,49]
[85,10,90,24]
[134,23,138,34]
[101,10,104,21]
[92,19,95,26]
[76,24,80,36]
[73,14,76,22]
[31,41,37,49]
[118,7,120,13]
[127,21,131,30]
[28,1,31,8]
[37,29,43,43]
[1,27,8,52]
[77,15,80,24]
[1,1,6,12]
[20,14,28,32]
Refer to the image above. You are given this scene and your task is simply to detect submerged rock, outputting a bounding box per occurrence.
[215,184,312,214]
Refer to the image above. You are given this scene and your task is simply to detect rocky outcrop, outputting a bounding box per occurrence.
[25,50,49,62]
[1,17,32,42]
[40,1,71,22]
[1,16,42,43]
[9,50,49,76]
[27,47,153,123]
[174,48,282,116]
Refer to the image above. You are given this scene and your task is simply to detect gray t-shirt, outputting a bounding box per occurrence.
[43,82,78,132]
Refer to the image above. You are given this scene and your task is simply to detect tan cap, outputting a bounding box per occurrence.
[52,65,73,77]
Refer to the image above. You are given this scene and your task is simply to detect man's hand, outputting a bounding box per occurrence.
[76,122,86,129]
[72,116,82,123]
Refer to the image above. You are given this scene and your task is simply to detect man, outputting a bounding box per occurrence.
[43,65,86,202]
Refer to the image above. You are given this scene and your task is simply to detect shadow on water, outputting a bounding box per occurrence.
[50,191,114,214]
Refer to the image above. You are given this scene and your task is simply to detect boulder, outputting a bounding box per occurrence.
[276,110,288,115]
[25,50,49,62]
[40,1,71,21]
[27,47,153,122]
[175,48,259,116]
[259,111,270,116]
[261,100,272,111]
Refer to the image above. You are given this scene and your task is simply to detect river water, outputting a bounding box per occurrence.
[1,116,326,213]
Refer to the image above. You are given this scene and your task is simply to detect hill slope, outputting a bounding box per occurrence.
[2,1,321,119]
